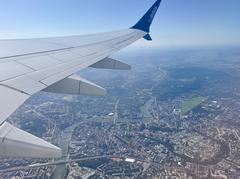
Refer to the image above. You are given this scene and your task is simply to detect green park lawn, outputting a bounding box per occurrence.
[181,96,206,115]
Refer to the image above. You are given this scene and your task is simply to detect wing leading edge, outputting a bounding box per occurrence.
[0,0,162,159]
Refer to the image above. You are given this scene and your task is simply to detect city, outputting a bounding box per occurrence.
[0,47,240,179]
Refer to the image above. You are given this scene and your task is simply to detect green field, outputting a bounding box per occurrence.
[181,97,206,115]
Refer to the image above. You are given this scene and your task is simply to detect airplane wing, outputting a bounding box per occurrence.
[0,0,162,159]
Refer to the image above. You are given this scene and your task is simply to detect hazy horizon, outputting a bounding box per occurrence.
[0,0,240,48]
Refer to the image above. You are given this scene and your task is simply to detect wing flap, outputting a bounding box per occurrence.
[0,122,62,158]
[1,77,46,95]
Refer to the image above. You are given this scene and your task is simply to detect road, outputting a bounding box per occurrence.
[0,155,164,173]
[114,99,119,124]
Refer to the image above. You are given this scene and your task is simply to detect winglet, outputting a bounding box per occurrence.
[131,0,162,33]
[143,34,152,41]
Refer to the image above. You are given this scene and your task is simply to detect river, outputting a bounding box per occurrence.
[51,123,81,179]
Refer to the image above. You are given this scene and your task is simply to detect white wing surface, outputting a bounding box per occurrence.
[0,0,161,159]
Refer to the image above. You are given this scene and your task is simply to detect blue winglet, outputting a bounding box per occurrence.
[143,34,152,41]
[131,0,162,33]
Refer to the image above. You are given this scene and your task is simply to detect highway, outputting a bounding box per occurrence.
[0,154,166,174]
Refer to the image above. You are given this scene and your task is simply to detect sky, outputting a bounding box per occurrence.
[0,0,240,48]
